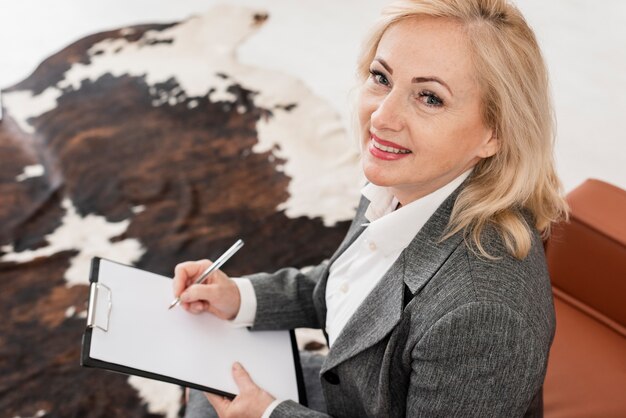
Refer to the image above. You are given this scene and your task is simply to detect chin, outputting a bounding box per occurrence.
[361,159,395,187]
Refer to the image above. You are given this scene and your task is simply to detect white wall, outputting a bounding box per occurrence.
[1,0,624,191]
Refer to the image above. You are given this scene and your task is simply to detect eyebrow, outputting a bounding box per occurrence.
[375,57,394,75]
[413,76,453,96]
[374,57,453,96]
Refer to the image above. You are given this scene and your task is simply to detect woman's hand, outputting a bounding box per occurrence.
[172,259,241,319]
[205,362,276,418]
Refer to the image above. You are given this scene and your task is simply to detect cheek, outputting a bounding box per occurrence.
[357,92,377,131]
[408,119,479,164]
[429,125,488,169]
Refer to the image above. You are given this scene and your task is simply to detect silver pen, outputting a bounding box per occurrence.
[168,239,244,310]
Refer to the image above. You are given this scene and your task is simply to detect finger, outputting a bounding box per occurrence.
[181,259,211,276]
[173,261,203,296]
[205,303,222,317]
[192,263,224,286]
[188,301,224,318]
[189,301,204,314]
[232,362,256,393]
[181,283,217,304]
[173,263,190,297]
[205,392,230,416]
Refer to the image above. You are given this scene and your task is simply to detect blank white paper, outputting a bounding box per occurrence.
[88,259,300,402]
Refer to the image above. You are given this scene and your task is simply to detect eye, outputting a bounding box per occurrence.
[418,91,444,107]
[369,69,390,86]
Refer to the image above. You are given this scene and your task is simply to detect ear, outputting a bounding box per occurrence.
[477,128,500,159]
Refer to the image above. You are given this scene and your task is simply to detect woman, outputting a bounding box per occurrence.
[174,0,567,416]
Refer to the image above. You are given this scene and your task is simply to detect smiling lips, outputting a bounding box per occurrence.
[368,134,412,161]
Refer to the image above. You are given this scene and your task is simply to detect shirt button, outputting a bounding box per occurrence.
[339,282,349,293]
[368,241,377,251]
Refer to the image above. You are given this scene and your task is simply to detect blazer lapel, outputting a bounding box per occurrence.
[330,195,372,265]
[321,183,467,373]
[401,184,466,295]
[313,196,370,327]
[321,257,405,373]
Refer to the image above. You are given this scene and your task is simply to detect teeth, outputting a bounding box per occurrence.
[372,138,411,154]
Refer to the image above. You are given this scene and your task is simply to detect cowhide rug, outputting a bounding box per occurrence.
[0,5,362,417]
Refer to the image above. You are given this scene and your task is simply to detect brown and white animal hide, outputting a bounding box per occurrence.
[0,5,362,417]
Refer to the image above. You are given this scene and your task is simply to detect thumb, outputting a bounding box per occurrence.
[232,362,256,393]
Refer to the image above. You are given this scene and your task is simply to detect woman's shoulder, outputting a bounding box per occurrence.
[412,219,555,343]
[464,215,549,287]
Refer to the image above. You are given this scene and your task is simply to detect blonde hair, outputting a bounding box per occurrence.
[356,0,568,259]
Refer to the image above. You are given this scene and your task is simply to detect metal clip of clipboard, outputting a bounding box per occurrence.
[87,282,112,332]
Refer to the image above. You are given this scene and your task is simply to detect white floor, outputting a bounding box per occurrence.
[1,0,624,192]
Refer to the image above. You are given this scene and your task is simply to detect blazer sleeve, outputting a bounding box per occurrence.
[245,262,329,331]
[269,400,331,417]
[407,301,547,417]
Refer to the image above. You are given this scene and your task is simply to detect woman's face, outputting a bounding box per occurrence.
[358,16,499,205]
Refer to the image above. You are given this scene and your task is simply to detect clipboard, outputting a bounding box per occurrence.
[81,257,307,404]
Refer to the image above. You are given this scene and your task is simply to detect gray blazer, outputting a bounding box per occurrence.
[247,184,555,417]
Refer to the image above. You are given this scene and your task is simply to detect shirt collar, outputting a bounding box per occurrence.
[361,183,398,222]
[360,170,471,257]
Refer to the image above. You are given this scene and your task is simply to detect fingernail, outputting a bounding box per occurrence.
[181,292,189,302]
[233,362,241,371]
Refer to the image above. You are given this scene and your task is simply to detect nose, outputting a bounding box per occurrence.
[370,90,404,132]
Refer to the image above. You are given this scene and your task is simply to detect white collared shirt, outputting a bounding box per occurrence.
[324,170,470,346]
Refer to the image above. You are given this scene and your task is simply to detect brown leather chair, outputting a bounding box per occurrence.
[544,179,626,417]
